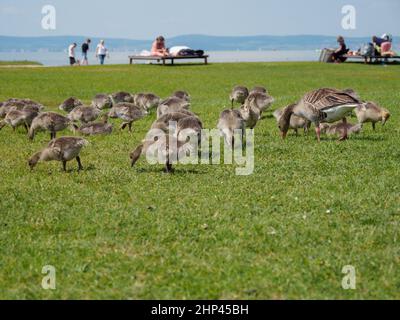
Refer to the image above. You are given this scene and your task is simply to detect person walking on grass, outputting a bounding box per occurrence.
[96,40,108,65]
[68,43,78,66]
[81,39,91,66]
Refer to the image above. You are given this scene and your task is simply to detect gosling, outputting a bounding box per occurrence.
[240,102,260,129]
[68,105,101,123]
[355,102,390,130]
[28,137,88,172]
[249,86,267,95]
[59,97,83,112]
[157,97,190,119]
[230,86,249,107]
[29,112,70,140]
[108,102,147,132]
[110,91,134,104]
[217,109,245,147]
[72,115,112,135]
[134,93,161,112]
[245,92,275,118]
[92,94,113,109]
[273,106,311,135]
[0,105,40,132]
[130,133,189,173]
[320,122,362,137]
[172,90,191,102]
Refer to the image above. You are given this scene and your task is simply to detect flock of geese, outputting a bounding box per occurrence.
[0,86,391,172]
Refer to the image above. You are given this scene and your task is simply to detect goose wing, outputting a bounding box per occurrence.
[303,88,360,111]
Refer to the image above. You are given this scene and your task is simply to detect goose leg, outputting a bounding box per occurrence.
[62,160,67,172]
[76,156,83,171]
[23,123,29,133]
[339,118,348,141]
[315,124,321,143]
[372,122,376,131]
[128,122,133,132]
[164,162,173,173]
[120,123,127,130]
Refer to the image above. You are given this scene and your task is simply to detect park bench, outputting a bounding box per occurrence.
[129,55,209,65]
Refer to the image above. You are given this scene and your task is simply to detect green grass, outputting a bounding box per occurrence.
[0,60,42,66]
[0,62,399,299]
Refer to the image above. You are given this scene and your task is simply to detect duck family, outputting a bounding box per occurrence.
[0,85,391,173]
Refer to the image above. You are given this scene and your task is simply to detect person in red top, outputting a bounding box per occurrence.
[151,36,168,57]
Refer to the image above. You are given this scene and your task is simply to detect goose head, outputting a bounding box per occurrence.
[278,104,296,139]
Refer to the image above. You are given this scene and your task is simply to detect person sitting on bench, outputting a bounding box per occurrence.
[151,36,168,57]
[332,36,349,63]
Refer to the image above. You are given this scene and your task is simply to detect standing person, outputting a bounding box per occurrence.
[68,43,77,66]
[151,36,168,57]
[81,39,91,66]
[331,36,349,63]
[96,40,108,65]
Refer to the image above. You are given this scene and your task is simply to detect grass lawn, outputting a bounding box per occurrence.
[0,60,42,66]
[0,62,399,299]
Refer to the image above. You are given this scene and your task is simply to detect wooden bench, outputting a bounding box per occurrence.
[344,55,400,64]
[129,55,209,65]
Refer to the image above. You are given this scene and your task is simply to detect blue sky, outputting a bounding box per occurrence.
[0,0,399,39]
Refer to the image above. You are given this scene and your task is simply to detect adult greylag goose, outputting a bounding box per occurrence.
[28,137,88,172]
[278,88,362,142]
[230,86,249,107]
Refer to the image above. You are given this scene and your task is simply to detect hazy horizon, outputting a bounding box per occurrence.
[1,0,399,39]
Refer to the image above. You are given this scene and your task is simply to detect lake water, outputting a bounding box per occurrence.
[0,50,320,66]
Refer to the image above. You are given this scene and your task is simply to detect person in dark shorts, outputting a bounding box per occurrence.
[332,36,349,63]
[68,43,77,65]
[81,39,91,65]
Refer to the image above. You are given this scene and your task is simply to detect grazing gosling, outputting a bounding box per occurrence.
[68,105,101,123]
[73,115,113,135]
[172,90,191,102]
[0,106,40,132]
[28,137,88,172]
[130,132,189,173]
[320,122,362,137]
[217,109,245,147]
[273,106,311,135]
[92,94,113,109]
[108,102,147,132]
[0,99,43,118]
[355,102,391,130]
[157,97,191,119]
[59,97,83,112]
[110,91,134,104]
[29,112,70,140]
[134,93,161,112]
[230,86,249,107]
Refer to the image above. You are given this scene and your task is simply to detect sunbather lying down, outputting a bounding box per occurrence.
[169,46,204,57]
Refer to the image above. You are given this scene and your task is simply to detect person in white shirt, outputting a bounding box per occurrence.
[96,40,108,65]
[68,43,77,65]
